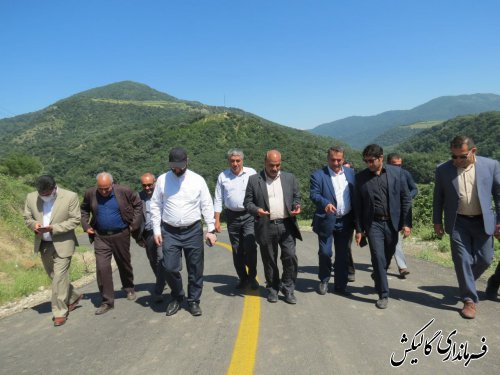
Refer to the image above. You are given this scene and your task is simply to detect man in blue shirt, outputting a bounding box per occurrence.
[81,172,143,315]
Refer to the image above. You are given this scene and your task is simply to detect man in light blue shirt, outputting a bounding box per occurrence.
[214,149,258,290]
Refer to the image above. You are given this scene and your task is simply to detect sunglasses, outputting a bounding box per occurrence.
[451,150,471,160]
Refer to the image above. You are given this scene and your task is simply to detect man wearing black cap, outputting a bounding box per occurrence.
[151,147,217,317]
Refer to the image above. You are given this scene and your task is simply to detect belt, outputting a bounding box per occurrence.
[457,214,483,219]
[227,209,247,215]
[269,218,287,224]
[97,228,127,236]
[162,220,200,231]
[374,215,391,221]
[335,211,352,219]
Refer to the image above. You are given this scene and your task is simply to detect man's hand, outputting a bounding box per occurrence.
[355,232,363,246]
[434,224,444,238]
[325,203,337,214]
[401,226,411,238]
[494,224,500,239]
[205,232,217,247]
[215,220,222,233]
[34,223,52,234]
[290,205,301,216]
[257,208,270,217]
[86,227,95,235]
[154,234,163,247]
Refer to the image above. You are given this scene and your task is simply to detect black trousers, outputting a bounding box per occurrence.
[366,220,398,299]
[161,222,204,303]
[226,210,258,282]
[258,219,297,294]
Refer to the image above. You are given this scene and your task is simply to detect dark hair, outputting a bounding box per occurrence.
[36,175,56,193]
[362,144,384,158]
[386,152,401,163]
[450,135,475,149]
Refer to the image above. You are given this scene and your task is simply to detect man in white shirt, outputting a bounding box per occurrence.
[151,147,217,317]
[310,147,356,296]
[214,149,258,290]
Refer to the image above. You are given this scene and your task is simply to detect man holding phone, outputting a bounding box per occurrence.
[244,150,302,304]
[24,175,82,327]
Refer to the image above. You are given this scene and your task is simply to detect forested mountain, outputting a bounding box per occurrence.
[310,94,500,148]
[395,111,500,183]
[0,81,353,218]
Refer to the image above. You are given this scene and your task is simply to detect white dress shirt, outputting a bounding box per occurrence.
[151,169,215,236]
[328,166,351,216]
[266,172,288,220]
[214,166,256,212]
[42,198,56,241]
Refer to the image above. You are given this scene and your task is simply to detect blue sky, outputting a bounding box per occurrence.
[1,0,499,129]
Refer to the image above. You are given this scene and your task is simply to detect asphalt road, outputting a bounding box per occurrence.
[0,231,498,375]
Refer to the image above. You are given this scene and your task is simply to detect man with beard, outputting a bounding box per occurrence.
[244,149,302,304]
[137,173,167,302]
[433,135,500,318]
[151,147,217,317]
[354,144,411,309]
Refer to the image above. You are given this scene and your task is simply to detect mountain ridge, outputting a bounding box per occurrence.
[309,93,500,148]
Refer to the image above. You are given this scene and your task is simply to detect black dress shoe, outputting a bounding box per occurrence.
[95,304,113,315]
[376,298,389,309]
[249,278,259,290]
[166,299,181,316]
[284,292,297,304]
[333,288,351,296]
[188,302,202,316]
[235,279,247,290]
[267,289,278,303]
[318,282,328,295]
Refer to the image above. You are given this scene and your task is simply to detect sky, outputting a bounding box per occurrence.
[1,0,500,129]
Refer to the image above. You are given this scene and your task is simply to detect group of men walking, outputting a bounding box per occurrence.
[23,135,499,326]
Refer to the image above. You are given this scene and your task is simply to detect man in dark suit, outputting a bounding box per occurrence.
[354,144,411,309]
[310,146,356,296]
[137,173,167,303]
[244,150,302,304]
[81,172,143,315]
[433,135,500,319]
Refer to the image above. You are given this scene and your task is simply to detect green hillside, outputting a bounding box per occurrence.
[395,111,500,183]
[0,81,356,218]
[373,120,443,147]
[310,94,500,148]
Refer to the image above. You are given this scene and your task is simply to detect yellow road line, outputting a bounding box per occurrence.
[215,241,260,375]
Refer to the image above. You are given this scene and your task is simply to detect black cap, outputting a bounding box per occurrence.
[169,147,188,168]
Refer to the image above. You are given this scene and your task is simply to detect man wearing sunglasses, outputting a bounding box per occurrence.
[354,144,411,309]
[433,135,500,319]
[137,173,167,303]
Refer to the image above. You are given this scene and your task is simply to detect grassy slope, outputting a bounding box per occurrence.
[0,174,91,305]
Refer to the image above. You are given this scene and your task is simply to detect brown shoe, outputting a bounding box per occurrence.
[68,294,84,312]
[127,291,136,301]
[95,304,114,315]
[460,300,476,319]
[53,317,67,327]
